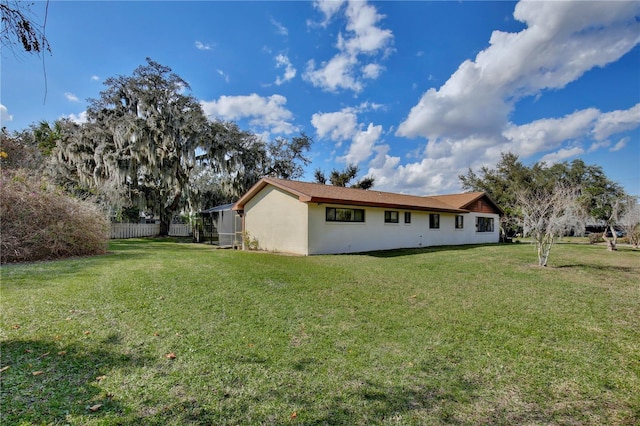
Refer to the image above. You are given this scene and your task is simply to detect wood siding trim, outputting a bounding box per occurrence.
[466,199,501,215]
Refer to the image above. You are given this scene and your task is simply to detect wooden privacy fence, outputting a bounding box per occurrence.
[110,223,192,239]
[168,224,192,237]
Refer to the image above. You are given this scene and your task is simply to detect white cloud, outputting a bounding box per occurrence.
[593,104,640,141]
[610,137,629,152]
[312,103,385,166]
[201,93,297,136]
[90,75,100,82]
[304,0,393,93]
[339,1,393,56]
[376,0,640,195]
[311,0,346,26]
[67,111,88,124]
[539,146,585,165]
[274,54,297,85]
[372,103,640,195]
[397,1,640,141]
[342,123,382,165]
[305,55,361,93]
[65,92,80,102]
[588,140,610,153]
[362,63,383,79]
[1,104,13,122]
[271,17,288,36]
[367,154,461,195]
[499,108,600,158]
[195,41,212,51]
[216,69,230,83]
[311,102,383,142]
[311,109,358,141]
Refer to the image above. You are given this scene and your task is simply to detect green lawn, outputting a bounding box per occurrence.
[1,240,638,425]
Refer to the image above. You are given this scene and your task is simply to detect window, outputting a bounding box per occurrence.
[384,211,399,223]
[326,207,365,222]
[455,215,464,229]
[429,213,440,229]
[404,212,411,224]
[476,217,494,232]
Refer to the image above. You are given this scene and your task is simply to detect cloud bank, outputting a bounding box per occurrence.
[304,0,393,93]
[201,94,298,138]
[365,0,640,194]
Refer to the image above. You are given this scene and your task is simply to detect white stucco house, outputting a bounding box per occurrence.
[232,177,503,255]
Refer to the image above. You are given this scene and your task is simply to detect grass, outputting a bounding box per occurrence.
[1,239,638,425]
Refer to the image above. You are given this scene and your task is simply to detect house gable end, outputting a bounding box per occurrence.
[465,197,501,215]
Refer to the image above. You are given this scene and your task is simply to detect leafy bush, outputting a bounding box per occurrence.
[1,170,109,263]
[588,233,604,244]
[241,231,259,250]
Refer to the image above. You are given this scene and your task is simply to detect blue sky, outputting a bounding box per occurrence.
[2,0,639,196]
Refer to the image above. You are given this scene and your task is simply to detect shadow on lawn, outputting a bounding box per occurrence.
[0,336,150,424]
[295,376,481,425]
[362,243,502,258]
[555,263,638,274]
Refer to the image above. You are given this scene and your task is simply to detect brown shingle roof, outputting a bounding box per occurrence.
[234,177,476,213]
[428,192,485,209]
[430,192,503,214]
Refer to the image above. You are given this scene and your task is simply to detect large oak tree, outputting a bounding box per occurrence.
[56,59,212,234]
[49,59,312,230]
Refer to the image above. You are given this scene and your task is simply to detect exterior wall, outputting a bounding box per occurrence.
[242,185,500,255]
[307,204,499,255]
[243,186,309,255]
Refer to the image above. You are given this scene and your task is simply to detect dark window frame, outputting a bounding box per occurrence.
[325,207,365,223]
[384,210,399,224]
[429,213,440,229]
[455,215,464,229]
[476,216,494,232]
[404,212,411,224]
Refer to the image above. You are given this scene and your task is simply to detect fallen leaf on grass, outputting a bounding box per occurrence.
[12,324,21,329]
[153,332,160,337]
[39,352,50,358]
[0,366,9,373]
[24,349,33,353]
[84,331,91,335]
[290,411,298,420]
[165,352,176,359]
[88,404,102,412]
[96,375,107,382]
[32,371,44,376]
[58,351,67,356]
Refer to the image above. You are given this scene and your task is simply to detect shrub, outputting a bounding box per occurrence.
[588,233,604,244]
[1,170,109,263]
[241,231,259,250]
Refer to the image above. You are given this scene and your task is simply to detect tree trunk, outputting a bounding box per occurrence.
[159,219,170,236]
[536,232,556,266]
[159,207,174,236]
[603,224,617,251]
[159,192,182,236]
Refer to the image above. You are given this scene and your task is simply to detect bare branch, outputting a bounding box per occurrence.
[519,184,583,266]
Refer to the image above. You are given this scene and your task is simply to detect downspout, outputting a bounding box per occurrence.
[238,210,245,250]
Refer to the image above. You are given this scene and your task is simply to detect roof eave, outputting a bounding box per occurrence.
[309,197,468,213]
[233,177,312,210]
